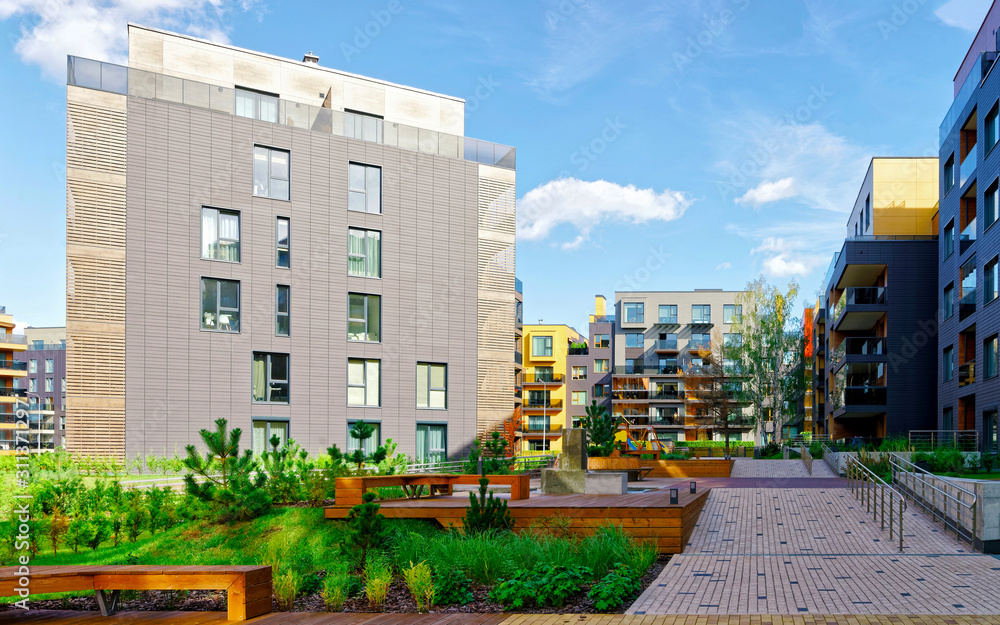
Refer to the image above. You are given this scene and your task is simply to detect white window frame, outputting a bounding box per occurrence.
[348,162,382,214]
[253,145,290,200]
[276,285,290,336]
[252,352,289,404]
[348,227,382,278]
[348,359,381,407]
[200,207,241,262]
[348,293,381,342]
[200,278,240,333]
[276,217,290,268]
[416,362,448,409]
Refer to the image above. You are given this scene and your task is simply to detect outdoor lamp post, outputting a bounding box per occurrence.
[690,481,697,494]
[669,488,679,504]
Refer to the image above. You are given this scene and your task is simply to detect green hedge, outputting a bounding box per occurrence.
[672,441,754,448]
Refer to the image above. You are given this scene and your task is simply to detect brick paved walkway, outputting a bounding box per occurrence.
[731,459,814,478]
[628,486,1000,615]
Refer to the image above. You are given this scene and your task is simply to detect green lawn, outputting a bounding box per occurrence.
[935,471,1000,481]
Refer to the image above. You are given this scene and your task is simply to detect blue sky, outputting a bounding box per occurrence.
[0,0,992,333]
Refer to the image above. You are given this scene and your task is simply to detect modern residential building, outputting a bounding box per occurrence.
[808,299,826,438]
[13,327,67,449]
[65,25,517,459]
[801,307,814,437]
[520,323,583,453]
[0,308,29,451]
[612,290,751,443]
[937,3,1000,452]
[817,157,939,440]
[565,295,614,429]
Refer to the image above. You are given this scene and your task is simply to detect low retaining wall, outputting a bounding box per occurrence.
[639,459,734,478]
[894,471,1000,552]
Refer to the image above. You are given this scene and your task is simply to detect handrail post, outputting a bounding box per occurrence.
[899,495,904,552]
[889,491,894,540]
[880,482,885,529]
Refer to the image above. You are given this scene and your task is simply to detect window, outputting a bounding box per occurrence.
[253,146,289,200]
[252,353,289,403]
[572,391,587,405]
[944,346,954,382]
[527,389,550,407]
[572,366,588,380]
[987,256,999,304]
[344,110,384,143]
[43,397,53,411]
[235,88,278,123]
[201,207,240,262]
[593,383,609,398]
[61,378,66,393]
[945,154,955,194]
[251,420,288,454]
[45,359,53,373]
[692,305,711,324]
[200,278,240,332]
[347,421,381,454]
[944,219,955,258]
[533,366,555,382]
[987,336,999,379]
[625,358,639,374]
[348,293,381,342]
[658,304,678,324]
[944,283,955,319]
[45,378,53,392]
[417,363,447,409]
[624,302,644,323]
[986,410,999,453]
[348,359,380,406]
[276,217,290,267]
[943,406,954,431]
[988,103,999,154]
[532,335,553,357]
[528,439,551,452]
[865,194,871,231]
[348,163,382,214]
[415,424,447,463]
[625,333,644,348]
[988,180,1000,231]
[961,255,977,319]
[348,228,381,278]
[28,360,36,374]
[691,333,711,349]
[594,359,609,373]
[724,333,742,347]
[276,285,290,336]
[594,334,610,348]
[723,304,742,324]
[27,378,36,393]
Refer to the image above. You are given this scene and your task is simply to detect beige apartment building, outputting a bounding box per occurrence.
[66,25,516,459]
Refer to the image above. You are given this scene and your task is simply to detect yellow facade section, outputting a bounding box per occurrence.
[871,157,940,236]
[521,324,583,454]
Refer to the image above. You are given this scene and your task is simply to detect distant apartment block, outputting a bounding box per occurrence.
[518,323,583,453]
[564,295,614,430]
[13,327,67,450]
[65,25,516,459]
[0,308,28,451]
[612,290,752,443]
[815,157,939,440]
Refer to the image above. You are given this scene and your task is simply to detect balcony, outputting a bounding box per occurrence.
[960,218,977,254]
[520,420,563,434]
[688,340,711,352]
[831,385,888,419]
[514,351,522,365]
[612,389,650,401]
[67,56,515,170]
[523,398,563,411]
[514,387,522,399]
[960,149,976,189]
[941,51,998,145]
[690,317,713,327]
[523,373,565,385]
[830,337,886,371]
[654,339,678,352]
[612,365,645,375]
[832,287,887,332]
[651,416,683,427]
[0,388,28,399]
[959,362,975,387]
[650,390,682,401]
[0,334,28,347]
[0,360,28,376]
[649,364,681,376]
[657,316,679,325]
[960,289,977,319]
[567,346,589,355]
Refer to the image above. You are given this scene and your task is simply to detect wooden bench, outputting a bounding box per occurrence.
[0,565,272,620]
[334,473,530,507]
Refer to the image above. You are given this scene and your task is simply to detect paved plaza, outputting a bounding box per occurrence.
[629,460,1000,615]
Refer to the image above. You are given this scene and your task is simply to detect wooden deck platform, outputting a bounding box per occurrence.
[324,488,710,553]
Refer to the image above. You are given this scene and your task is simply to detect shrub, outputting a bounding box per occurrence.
[463,477,513,536]
[588,564,641,611]
[321,570,358,612]
[347,422,388,474]
[182,418,271,522]
[580,401,620,457]
[274,569,302,611]
[930,448,965,473]
[808,441,824,459]
[878,436,911,452]
[489,563,590,609]
[464,433,510,475]
[364,557,393,610]
[759,441,781,457]
[342,492,391,570]
[260,437,311,504]
[660,452,687,460]
[983,453,998,474]
[401,561,435,612]
[433,567,474,606]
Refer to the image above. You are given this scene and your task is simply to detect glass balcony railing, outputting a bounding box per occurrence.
[654,339,678,350]
[612,389,649,401]
[960,149,977,188]
[0,361,28,371]
[523,373,565,384]
[521,420,562,433]
[959,362,976,387]
[651,415,683,426]
[0,388,28,398]
[650,390,681,400]
[514,351,522,365]
[832,287,887,320]
[612,365,645,375]
[523,398,562,410]
[841,386,888,407]
[830,337,886,368]
[688,340,711,351]
[941,51,999,145]
[658,316,678,325]
[961,218,977,253]
[67,56,516,170]
[0,334,28,345]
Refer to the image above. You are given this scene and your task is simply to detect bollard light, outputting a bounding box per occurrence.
[670,488,679,505]
[690,481,697,494]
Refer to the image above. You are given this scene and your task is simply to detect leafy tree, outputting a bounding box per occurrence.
[684,330,746,458]
[580,401,621,457]
[341,492,390,570]
[731,277,807,443]
[463,477,514,535]
[182,418,271,522]
[346,421,388,475]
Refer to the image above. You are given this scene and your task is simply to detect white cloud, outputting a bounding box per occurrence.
[0,0,251,81]
[935,0,992,31]
[751,237,822,278]
[735,177,797,207]
[715,262,732,270]
[517,177,691,250]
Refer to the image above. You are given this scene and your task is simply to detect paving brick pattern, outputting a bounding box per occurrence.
[628,486,1000,615]
[731,459,813,478]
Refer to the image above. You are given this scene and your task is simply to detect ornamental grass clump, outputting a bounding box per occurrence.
[274,569,302,611]
[321,568,359,612]
[364,557,393,610]
[401,561,435,612]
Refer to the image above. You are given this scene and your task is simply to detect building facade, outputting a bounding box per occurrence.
[938,3,1000,452]
[13,328,67,449]
[612,290,751,443]
[66,25,516,459]
[0,308,29,451]
[816,158,939,441]
[564,295,615,430]
[520,323,583,453]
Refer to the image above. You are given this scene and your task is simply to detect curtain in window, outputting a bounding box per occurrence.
[366,361,380,406]
[417,365,429,408]
[367,231,381,277]
[429,365,446,408]
[271,422,288,448]
[252,421,267,453]
[219,213,239,261]
[416,425,428,462]
[252,356,266,401]
[202,210,217,258]
[427,425,446,462]
[349,230,366,275]
[367,296,380,342]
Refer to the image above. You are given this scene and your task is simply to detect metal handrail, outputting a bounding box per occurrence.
[405,454,555,474]
[889,452,978,547]
[844,454,907,551]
